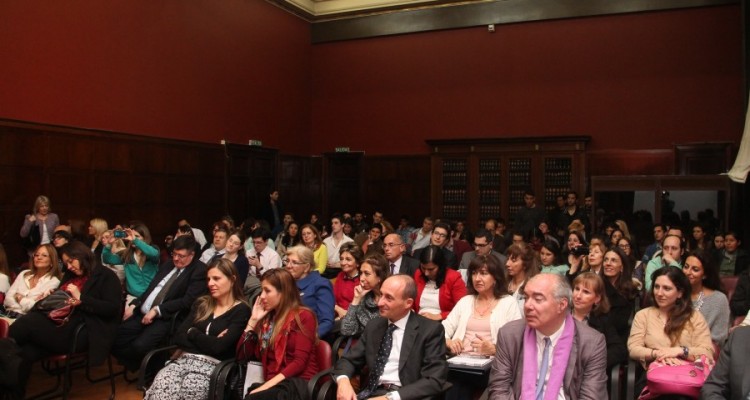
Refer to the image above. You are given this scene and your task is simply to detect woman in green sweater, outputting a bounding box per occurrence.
[102,222,159,319]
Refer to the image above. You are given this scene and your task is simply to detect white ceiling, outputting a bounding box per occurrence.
[272,0,490,20]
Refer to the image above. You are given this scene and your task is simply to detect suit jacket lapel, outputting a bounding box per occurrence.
[399,312,419,371]
[564,326,580,397]
[369,318,388,366]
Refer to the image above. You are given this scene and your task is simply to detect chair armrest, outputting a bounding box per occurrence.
[317,379,335,400]
[207,358,238,400]
[609,362,627,400]
[626,360,639,400]
[137,344,178,391]
[308,367,334,400]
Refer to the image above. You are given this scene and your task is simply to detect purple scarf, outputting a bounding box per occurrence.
[521,314,575,400]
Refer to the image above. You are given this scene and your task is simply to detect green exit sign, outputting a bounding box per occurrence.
[335,147,350,153]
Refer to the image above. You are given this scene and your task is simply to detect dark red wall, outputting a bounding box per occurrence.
[310,6,744,155]
[0,1,311,154]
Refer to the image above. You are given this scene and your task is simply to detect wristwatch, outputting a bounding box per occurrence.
[681,346,689,359]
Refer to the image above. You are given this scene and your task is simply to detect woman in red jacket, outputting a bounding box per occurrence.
[236,268,319,400]
[413,244,467,320]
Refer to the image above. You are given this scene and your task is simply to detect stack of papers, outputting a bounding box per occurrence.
[447,354,492,369]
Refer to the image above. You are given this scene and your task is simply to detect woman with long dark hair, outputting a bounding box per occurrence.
[6,241,121,399]
[102,223,159,320]
[145,259,250,399]
[682,250,729,345]
[505,243,540,314]
[601,247,639,341]
[628,266,713,369]
[413,245,466,320]
[236,268,320,399]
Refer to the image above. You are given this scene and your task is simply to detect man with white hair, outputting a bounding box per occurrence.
[488,273,607,399]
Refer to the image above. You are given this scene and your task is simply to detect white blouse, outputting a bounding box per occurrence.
[3,270,61,314]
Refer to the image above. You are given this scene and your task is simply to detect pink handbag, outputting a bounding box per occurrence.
[638,355,713,399]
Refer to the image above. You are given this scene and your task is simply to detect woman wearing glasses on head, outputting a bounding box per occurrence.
[284,245,334,337]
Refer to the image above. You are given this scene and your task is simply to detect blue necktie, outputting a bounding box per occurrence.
[358,323,397,400]
[535,337,551,400]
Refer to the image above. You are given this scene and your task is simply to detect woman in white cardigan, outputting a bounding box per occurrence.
[3,244,62,317]
[443,253,522,356]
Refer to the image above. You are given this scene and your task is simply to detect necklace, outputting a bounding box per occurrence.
[656,312,668,327]
[474,297,497,317]
[693,291,705,311]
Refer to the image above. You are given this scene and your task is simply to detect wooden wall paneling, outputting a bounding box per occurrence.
[0,119,226,267]
[361,155,431,225]
[224,144,279,224]
[674,142,734,175]
[323,152,363,218]
[278,155,323,223]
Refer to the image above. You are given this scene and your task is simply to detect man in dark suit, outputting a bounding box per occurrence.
[383,233,419,277]
[412,222,458,269]
[459,228,507,270]
[702,326,750,400]
[112,235,208,371]
[333,275,448,400]
[488,273,607,399]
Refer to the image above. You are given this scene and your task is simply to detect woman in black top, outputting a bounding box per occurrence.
[7,241,122,399]
[145,258,251,400]
[601,247,638,341]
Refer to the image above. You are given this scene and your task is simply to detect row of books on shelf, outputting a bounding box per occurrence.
[478,159,501,171]
[479,190,501,203]
[507,172,531,186]
[508,158,532,170]
[443,190,467,203]
[479,205,501,218]
[442,205,467,218]
[544,172,572,186]
[442,172,467,187]
[479,173,501,187]
[544,158,572,170]
[442,160,467,172]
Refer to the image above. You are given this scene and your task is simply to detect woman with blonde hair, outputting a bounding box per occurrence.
[300,224,328,274]
[567,240,607,282]
[284,245,334,337]
[4,244,62,317]
[20,195,60,256]
[145,258,251,400]
[236,268,320,399]
[571,272,628,369]
[88,218,109,259]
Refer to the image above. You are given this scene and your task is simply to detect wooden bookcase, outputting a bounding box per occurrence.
[426,137,589,229]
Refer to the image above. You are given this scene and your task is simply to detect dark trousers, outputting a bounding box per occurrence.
[8,311,88,399]
[112,310,172,371]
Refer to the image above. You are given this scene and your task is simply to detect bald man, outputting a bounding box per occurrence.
[333,275,448,400]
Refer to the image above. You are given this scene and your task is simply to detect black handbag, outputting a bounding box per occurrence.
[34,290,75,326]
[22,222,41,250]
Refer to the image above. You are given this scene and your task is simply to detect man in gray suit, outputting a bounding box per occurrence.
[488,273,607,399]
[333,275,448,400]
[702,326,750,400]
[459,229,507,270]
